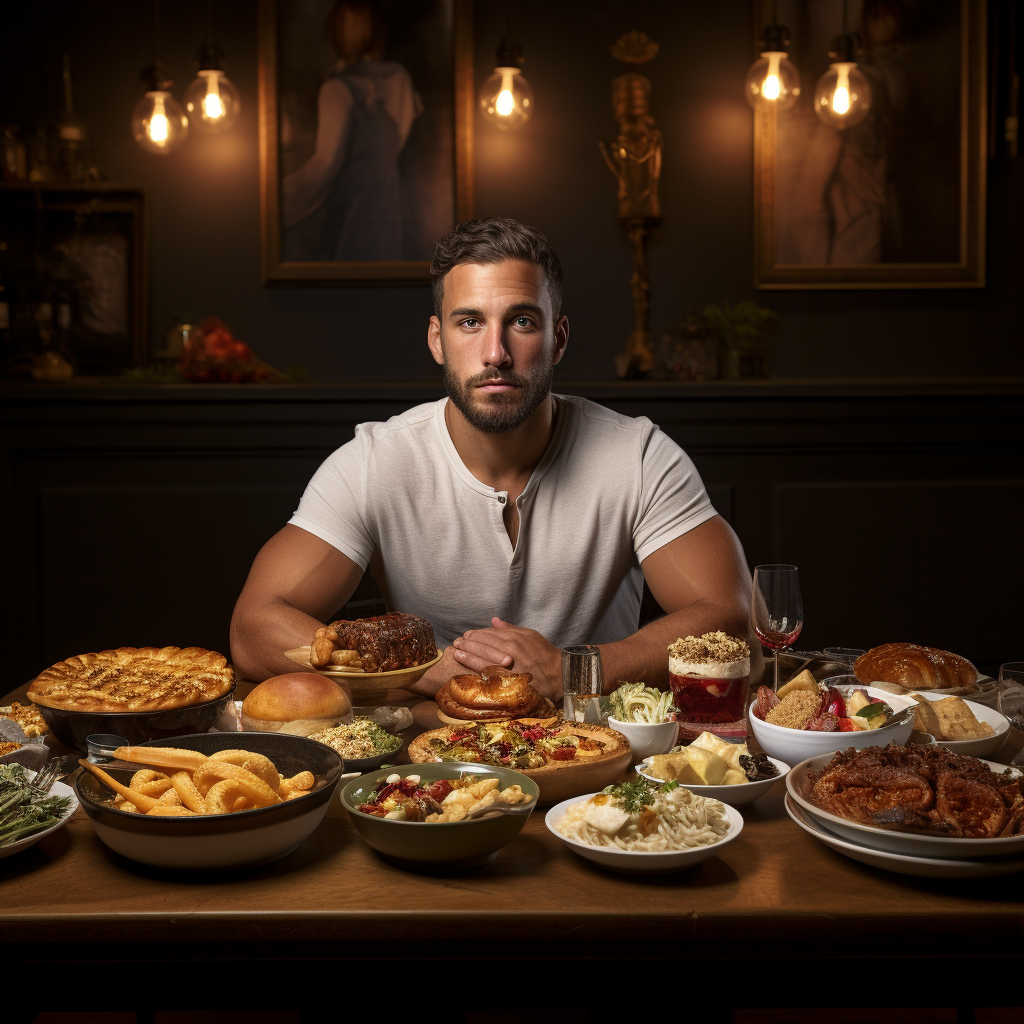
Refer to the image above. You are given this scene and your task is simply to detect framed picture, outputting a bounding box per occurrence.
[258,0,474,285]
[0,184,147,374]
[753,0,986,289]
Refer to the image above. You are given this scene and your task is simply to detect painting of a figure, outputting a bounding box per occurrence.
[754,0,985,288]
[260,0,472,283]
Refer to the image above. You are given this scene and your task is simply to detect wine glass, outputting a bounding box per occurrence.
[752,564,804,693]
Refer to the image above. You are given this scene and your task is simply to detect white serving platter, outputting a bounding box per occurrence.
[787,752,1024,859]
[785,794,1024,879]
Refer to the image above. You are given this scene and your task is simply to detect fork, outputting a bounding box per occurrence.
[28,756,74,798]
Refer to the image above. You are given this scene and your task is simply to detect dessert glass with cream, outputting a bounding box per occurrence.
[668,632,751,743]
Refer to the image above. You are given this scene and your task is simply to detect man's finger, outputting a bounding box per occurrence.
[454,648,512,673]
[453,636,514,667]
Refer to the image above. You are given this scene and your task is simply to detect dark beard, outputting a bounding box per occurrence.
[442,362,553,434]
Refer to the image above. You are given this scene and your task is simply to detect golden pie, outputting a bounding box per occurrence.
[28,647,234,713]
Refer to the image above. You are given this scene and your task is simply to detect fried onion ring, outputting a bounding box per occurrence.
[146,805,198,816]
[204,779,257,815]
[209,749,280,791]
[169,770,207,813]
[192,762,280,805]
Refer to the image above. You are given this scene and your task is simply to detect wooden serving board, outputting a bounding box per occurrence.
[407,722,632,805]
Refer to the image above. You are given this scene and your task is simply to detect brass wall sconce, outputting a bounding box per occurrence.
[599,31,663,379]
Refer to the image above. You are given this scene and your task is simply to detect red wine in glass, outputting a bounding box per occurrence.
[752,565,804,693]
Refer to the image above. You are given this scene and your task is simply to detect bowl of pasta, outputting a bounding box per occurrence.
[544,777,744,873]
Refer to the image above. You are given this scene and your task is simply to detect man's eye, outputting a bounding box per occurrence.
[461,318,479,328]
[514,316,533,328]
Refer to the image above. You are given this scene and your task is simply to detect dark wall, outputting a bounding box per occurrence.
[2,1,1021,383]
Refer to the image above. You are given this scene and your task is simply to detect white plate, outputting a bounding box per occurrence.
[634,756,789,808]
[911,692,1009,758]
[788,752,1024,859]
[785,795,1024,879]
[544,792,743,873]
[0,772,79,860]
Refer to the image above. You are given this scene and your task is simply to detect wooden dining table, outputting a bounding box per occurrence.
[3,679,1023,1021]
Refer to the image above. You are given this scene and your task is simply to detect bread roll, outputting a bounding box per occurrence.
[241,673,352,735]
[447,669,539,715]
[854,644,978,692]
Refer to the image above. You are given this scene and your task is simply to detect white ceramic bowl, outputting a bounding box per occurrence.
[787,752,1024,859]
[912,692,1009,758]
[0,773,79,861]
[544,792,743,873]
[634,756,790,808]
[749,685,916,765]
[606,717,678,762]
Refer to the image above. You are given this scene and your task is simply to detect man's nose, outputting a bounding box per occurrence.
[481,323,512,368]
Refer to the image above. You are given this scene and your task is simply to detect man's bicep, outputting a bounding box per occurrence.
[640,516,751,617]
[240,524,365,621]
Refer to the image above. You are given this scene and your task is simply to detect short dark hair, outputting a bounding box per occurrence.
[326,0,387,63]
[430,218,563,319]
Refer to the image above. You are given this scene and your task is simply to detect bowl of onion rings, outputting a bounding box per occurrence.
[75,732,344,870]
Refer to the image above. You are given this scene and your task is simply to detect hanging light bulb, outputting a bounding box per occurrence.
[813,5,872,128]
[132,63,188,154]
[745,22,800,111]
[479,37,534,130]
[184,41,240,133]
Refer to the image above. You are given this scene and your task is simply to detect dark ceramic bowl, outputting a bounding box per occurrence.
[341,761,539,871]
[34,685,237,751]
[75,731,343,869]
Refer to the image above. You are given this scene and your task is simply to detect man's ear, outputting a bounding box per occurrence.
[552,315,569,365]
[427,315,444,365]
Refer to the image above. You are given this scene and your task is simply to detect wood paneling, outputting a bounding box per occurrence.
[2,381,1020,690]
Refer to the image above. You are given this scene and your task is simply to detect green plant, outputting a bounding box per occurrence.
[702,301,779,352]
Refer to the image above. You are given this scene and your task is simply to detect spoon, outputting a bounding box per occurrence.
[464,798,536,820]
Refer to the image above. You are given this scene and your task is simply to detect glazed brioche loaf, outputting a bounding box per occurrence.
[241,673,352,735]
[854,643,978,691]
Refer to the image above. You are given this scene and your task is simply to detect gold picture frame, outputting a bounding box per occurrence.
[258,0,474,285]
[753,0,986,290]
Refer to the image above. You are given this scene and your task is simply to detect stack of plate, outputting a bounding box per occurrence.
[786,753,1024,879]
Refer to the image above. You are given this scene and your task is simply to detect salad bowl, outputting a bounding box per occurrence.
[341,762,539,870]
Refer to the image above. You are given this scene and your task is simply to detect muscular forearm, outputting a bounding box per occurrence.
[597,602,759,694]
[229,599,326,683]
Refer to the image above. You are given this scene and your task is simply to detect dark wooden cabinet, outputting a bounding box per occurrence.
[2,379,1020,691]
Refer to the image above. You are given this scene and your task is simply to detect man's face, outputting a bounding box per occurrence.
[427,260,568,434]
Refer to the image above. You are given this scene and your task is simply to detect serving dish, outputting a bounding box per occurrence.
[284,646,442,707]
[0,771,79,861]
[407,722,632,805]
[606,717,678,762]
[340,762,539,870]
[787,752,1024,859]
[75,732,343,869]
[911,692,1009,758]
[544,793,743,874]
[784,795,1024,879]
[635,756,789,808]
[749,685,916,765]
[33,684,237,751]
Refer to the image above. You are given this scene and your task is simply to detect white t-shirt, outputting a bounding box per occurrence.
[289,395,718,649]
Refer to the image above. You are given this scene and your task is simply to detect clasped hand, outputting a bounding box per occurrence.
[452,617,562,700]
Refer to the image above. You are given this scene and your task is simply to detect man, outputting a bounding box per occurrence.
[231,218,756,698]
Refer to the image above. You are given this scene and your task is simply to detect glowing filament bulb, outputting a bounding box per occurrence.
[149,94,169,143]
[203,78,224,120]
[496,70,516,117]
[832,65,851,114]
[762,53,781,101]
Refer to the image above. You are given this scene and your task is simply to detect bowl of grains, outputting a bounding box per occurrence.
[307,716,403,772]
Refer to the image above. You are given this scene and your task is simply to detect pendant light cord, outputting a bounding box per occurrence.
[153,0,161,64]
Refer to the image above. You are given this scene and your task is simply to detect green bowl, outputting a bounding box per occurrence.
[341,761,539,871]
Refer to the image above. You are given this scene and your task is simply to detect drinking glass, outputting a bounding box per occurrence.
[562,645,603,723]
[752,564,804,693]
